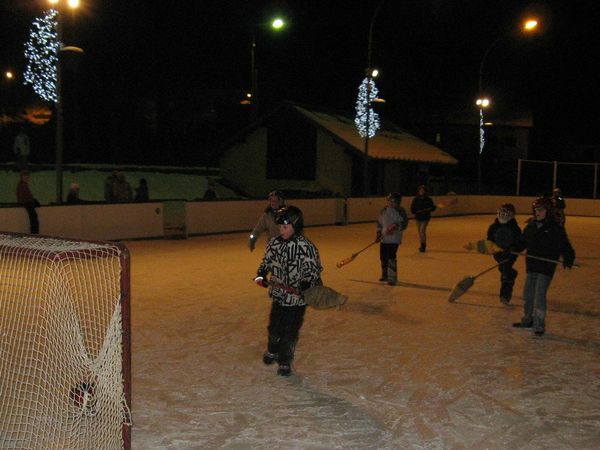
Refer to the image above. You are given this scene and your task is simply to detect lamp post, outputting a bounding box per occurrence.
[361,0,386,196]
[48,0,79,204]
[476,18,538,194]
[475,97,490,194]
[249,17,285,118]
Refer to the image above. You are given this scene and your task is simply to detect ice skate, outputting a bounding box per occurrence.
[277,364,292,376]
[262,352,278,365]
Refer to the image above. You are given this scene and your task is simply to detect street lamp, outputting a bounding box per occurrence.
[476,97,490,194]
[358,0,386,196]
[476,17,539,194]
[48,0,79,204]
[249,17,285,117]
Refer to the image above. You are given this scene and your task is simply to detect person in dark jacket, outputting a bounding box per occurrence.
[512,197,575,337]
[410,185,436,252]
[134,178,149,202]
[486,203,522,304]
[16,170,39,234]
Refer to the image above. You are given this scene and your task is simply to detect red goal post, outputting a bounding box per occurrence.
[0,232,131,449]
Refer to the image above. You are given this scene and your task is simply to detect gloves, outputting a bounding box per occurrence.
[376,232,382,242]
[254,276,269,288]
[298,280,311,292]
[248,234,257,252]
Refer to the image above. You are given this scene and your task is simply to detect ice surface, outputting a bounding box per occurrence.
[128,215,600,449]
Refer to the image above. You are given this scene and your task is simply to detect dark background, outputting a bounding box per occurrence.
[1,0,599,168]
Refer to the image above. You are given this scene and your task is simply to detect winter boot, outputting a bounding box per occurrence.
[277,364,292,376]
[387,259,397,286]
[262,352,278,365]
[264,334,280,365]
[419,243,426,253]
[379,263,387,282]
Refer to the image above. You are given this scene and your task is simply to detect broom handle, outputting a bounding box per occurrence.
[473,259,511,279]
[353,239,379,257]
[510,252,579,268]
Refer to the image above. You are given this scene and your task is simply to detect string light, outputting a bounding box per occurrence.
[23,10,59,103]
[354,77,381,138]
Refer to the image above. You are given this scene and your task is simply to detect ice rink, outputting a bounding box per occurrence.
[128,214,600,449]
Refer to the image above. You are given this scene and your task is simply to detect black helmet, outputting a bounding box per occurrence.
[275,205,304,232]
[532,197,554,215]
[497,203,516,223]
[386,192,402,204]
[268,190,284,201]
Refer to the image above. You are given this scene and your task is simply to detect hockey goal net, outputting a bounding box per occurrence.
[0,233,131,449]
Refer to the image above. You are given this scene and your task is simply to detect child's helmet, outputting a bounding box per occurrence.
[497,203,515,224]
[275,205,304,232]
[268,190,284,201]
[386,192,402,204]
[532,197,554,214]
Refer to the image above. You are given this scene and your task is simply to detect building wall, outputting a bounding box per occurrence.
[315,131,352,196]
[220,128,268,198]
[221,126,354,198]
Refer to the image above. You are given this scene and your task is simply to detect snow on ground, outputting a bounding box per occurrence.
[127,214,600,449]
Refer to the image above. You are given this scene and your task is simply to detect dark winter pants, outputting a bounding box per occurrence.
[495,254,518,300]
[267,302,307,365]
[380,243,399,283]
[415,219,429,245]
[23,204,39,234]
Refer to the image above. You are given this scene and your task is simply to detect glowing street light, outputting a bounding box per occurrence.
[249,16,286,116]
[5,71,14,80]
[476,16,539,194]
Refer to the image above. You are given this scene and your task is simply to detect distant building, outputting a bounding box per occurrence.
[219,103,457,198]
[416,109,533,191]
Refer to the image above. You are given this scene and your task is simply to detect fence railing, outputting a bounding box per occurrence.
[516,159,599,199]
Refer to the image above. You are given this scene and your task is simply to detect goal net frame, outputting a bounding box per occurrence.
[0,232,131,449]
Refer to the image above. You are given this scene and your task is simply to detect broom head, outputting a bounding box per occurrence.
[448,276,475,302]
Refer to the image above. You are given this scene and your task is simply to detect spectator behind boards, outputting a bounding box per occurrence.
[202,181,217,200]
[66,182,83,204]
[16,170,39,234]
[113,172,133,202]
[134,178,149,202]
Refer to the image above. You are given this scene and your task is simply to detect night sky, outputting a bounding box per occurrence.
[1,0,599,165]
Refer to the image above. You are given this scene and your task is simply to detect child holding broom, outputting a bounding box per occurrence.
[512,197,575,337]
[486,203,522,304]
[376,193,409,285]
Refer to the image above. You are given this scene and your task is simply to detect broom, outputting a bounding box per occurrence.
[336,239,379,268]
[464,240,580,267]
[447,259,510,303]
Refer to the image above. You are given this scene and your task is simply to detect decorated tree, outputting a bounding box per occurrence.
[24,10,59,103]
[354,77,380,139]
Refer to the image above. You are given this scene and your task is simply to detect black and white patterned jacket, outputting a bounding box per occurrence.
[257,234,323,306]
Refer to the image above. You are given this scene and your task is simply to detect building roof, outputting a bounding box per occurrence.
[294,105,458,165]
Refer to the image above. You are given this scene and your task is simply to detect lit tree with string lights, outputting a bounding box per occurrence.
[354,76,381,139]
[24,10,59,103]
[355,72,382,196]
